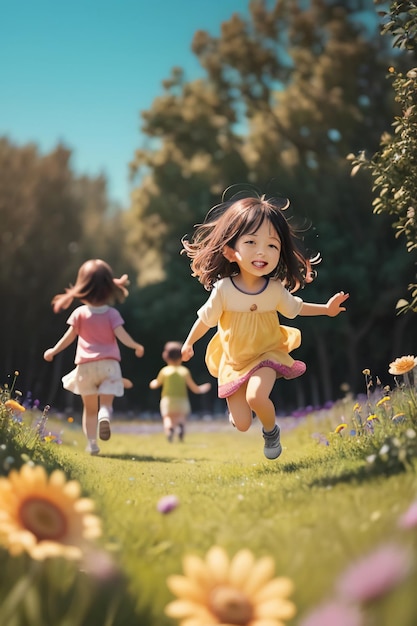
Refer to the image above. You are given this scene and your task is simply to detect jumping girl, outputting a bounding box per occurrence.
[181,193,349,460]
[44,259,144,455]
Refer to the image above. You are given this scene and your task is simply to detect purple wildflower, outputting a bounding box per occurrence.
[299,600,363,626]
[398,501,417,529]
[157,495,179,514]
[336,543,412,603]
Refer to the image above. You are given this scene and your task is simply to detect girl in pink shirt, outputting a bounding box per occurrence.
[44,259,144,455]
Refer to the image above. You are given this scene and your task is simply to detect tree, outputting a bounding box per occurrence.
[128,0,414,405]
[349,0,417,312]
[0,138,133,408]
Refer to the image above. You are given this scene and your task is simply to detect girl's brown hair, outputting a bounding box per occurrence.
[51,259,129,313]
[182,196,317,292]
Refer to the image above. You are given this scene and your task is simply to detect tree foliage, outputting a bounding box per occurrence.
[127,0,416,404]
[349,0,417,312]
[0,138,132,407]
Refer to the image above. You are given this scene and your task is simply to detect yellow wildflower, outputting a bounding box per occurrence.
[376,396,390,407]
[334,423,348,434]
[0,464,101,560]
[165,545,296,626]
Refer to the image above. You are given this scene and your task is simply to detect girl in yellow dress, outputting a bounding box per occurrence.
[181,193,349,460]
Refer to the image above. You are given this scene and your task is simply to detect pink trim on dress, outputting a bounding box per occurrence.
[218,359,306,398]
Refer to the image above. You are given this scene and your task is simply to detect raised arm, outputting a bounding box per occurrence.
[181,318,211,361]
[114,326,144,357]
[44,327,77,361]
[299,291,349,317]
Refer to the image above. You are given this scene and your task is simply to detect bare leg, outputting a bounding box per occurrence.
[82,394,99,440]
[98,393,114,440]
[171,413,186,441]
[226,383,253,432]
[246,367,277,432]
[162,416,174,441]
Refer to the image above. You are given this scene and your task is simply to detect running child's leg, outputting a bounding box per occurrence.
[98,393,114,440]
[226,384,252,431]
[246,367,282,460]
[162,415,174,441]
[82,394,100,455]
[246,367,277,431]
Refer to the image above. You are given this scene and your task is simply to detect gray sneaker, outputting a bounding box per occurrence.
[262,425,282,460]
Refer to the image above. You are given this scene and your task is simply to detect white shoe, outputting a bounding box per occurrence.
[86,442,100,455]
[98,419,111,441]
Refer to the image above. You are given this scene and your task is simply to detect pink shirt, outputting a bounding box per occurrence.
[67,305,124,364]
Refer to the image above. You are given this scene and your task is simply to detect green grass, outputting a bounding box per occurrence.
[25,409,417,626]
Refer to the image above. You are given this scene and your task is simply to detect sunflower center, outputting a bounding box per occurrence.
[19,497,68,541]
[209,586,254,625]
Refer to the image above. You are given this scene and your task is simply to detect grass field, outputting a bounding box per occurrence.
[2,394,417,626]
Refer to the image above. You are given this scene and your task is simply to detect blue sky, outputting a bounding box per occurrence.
[1,0,249,207]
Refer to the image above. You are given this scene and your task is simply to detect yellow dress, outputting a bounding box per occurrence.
[197,277,306,398]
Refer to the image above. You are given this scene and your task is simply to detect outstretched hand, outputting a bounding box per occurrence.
[43,349,55,362]
[326,291,349,317]
[181,344,194,362]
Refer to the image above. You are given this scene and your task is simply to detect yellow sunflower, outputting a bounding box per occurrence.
[165,545,296,626]
[0,464,101,560]
[389,355,417,376]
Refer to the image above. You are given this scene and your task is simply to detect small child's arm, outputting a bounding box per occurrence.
[114,326,144,357]
[181,319,211,361]
[185,372,211,395]
[299,291,349,317]
[44,327,77,361]
[149,378,161,390]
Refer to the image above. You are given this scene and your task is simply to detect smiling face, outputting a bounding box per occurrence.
[224,219,281,279]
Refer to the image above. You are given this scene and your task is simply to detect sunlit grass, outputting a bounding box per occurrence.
[38,409,417,625]
[2,366,417,625]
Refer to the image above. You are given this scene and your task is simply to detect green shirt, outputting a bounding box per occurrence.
[156,365,190,399]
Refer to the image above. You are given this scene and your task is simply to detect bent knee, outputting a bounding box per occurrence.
[235,422,251,432]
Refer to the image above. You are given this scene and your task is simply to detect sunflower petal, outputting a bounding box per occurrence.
[253,577,294,602]
[205,546,230,583]
[49,470,67,487]
[255,598,296,620]
[229,549,255,588]
[165,599,214,620]
[243,556,275,594]
[74,498,96,513]
[181,619,217,626]
[167,574,208,602]
[62,480,82,498]
[183,554,214,587]
[250,617,286,626]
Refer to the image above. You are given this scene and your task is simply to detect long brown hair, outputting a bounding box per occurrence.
[182,196,317,292]
[51,259,129,313]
